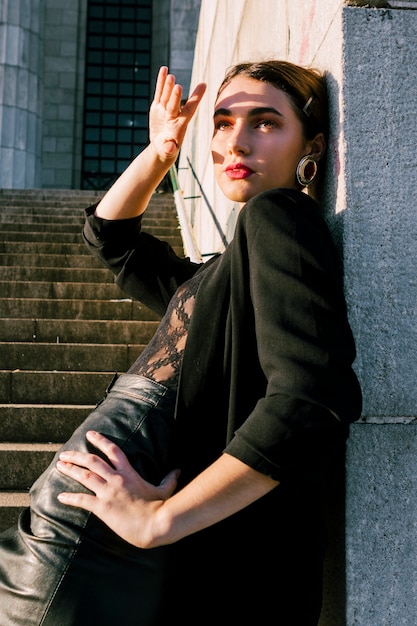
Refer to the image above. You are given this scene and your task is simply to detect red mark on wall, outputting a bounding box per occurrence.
[298,0,317,65]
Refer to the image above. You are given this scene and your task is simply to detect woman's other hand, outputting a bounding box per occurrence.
[56,430,179,548]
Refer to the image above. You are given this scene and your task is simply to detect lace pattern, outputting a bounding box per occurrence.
[127,270,205,388]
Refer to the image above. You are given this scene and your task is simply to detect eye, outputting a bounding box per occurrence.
[256,119,278,130]
[214,119,232,131]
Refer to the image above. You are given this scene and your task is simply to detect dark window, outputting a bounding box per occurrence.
[82,0,152,190]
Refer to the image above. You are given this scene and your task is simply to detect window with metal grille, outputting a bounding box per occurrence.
[82,0,152,190]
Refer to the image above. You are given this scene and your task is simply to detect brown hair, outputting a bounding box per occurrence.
[217,60,329,144]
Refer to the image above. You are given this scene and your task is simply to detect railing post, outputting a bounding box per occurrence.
[169,166,202,263]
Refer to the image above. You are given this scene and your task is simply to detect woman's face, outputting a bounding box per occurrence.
[211,75,313,204]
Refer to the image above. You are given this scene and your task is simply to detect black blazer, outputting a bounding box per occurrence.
[83,188,361,485]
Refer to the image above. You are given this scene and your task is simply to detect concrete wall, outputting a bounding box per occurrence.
[0,0,45,188]
[41,0,87,188]
[178,1,417,624]
[342,5,417,625]
[169,0,200,98]
[151,0,170,86]
[0,0,87,189]
[152,0,201,98]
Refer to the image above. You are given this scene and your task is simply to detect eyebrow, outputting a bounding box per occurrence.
[213,106,283,119]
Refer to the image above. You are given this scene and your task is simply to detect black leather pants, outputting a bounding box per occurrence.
[0,375,177,626]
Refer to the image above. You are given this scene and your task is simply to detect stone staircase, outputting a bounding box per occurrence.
[0,188,183,532]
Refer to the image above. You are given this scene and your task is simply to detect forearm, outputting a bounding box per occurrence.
[94,143,174,220]
[147,453,278,548]
[94,66,206,221]
[57,435,276,550]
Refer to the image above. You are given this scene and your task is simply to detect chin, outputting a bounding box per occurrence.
[220,186,258,204]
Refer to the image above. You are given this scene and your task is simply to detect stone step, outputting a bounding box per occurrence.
[0,265,113,282]
[0,224,179,241]
[0,236,181,255]
[0,318,158,344]
[0,492,30,533]
[0,195,104,209]
[0,228,85,242]
[0,187,105,196]
[0,216,180,233]
[0,203,178,218]
[0,205,177,218]
[0,370,114,404]
[0,404,92,442]
[0,188,178,535]
[0,341,144,371]
[0,189,173,209]
[0,280,128,299]
[0,241,90,255]
[0,214,85,225]
[0,246,184,267]
[0,443,61,490]
[0,252,105,268]
[0,297,160,320]
[0,222,86,234]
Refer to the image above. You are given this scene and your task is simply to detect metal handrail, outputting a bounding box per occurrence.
[169,165,202,263]
[185,157,228,249]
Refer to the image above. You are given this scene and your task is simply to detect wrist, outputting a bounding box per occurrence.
[149,139,179,166]
[140,501,174,549]
[152,501,178,547]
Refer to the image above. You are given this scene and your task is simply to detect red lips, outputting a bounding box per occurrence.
[225,163,254,179]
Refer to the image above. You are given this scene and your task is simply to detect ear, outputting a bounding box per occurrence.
[306,132,326,162]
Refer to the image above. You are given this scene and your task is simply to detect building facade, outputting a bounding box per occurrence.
[0,0,201,189]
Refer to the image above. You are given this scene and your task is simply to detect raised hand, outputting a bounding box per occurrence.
[56,430,180,548]
[149,66,206,162]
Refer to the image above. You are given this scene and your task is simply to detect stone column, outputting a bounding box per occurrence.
[0,0,44,188]
[342,3,417,624]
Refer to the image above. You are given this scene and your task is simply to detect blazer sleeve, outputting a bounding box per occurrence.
[82,204,201,317]
[224,189,362,480]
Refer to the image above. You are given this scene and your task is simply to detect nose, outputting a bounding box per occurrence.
[227,124,250,155]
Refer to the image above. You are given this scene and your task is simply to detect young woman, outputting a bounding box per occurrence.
[0,62,361,625]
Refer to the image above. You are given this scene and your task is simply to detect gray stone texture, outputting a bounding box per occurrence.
[0,0,44,188]
[151,0,201,96]
[342,7,417,418]
[0,0,87,188]
[41,0,87,188]
[346,424,417,625]
[342,6,417,625]
[169,0,201,96]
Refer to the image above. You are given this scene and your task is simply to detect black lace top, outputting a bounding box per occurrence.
[127,269,206,388]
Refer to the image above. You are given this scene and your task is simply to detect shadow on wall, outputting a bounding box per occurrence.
[317,70,348,626]
[320,70,343,253]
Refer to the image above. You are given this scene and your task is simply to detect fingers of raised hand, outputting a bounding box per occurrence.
[153,66,168,101]
[154,67,182,115]
[181,82,207,117]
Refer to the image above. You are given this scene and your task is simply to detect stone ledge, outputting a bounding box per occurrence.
[355,416,417,424]
[345,0,417,7]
